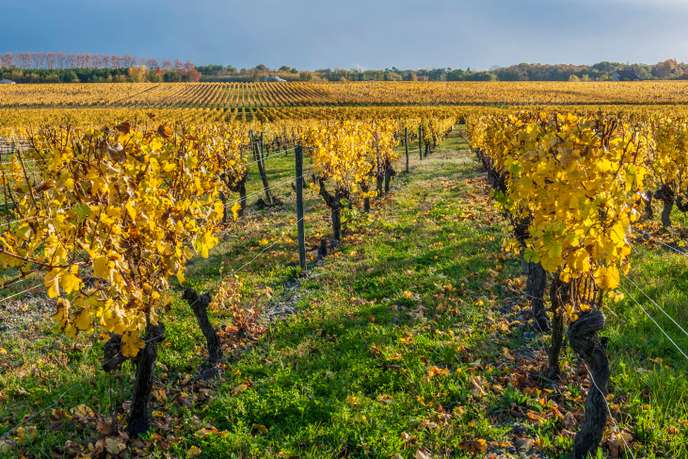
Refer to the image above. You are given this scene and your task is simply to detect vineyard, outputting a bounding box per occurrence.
[0,82,687,459]
[4,81,688,109]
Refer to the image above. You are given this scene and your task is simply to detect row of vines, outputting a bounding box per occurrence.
[0,113,455,443]
[466,110,688,457]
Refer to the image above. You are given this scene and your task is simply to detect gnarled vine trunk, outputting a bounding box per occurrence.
[127,323,164,437]
[383,159,395,194]
[642,191,653,221]
[183,288,222,377]
[526,262,549,332]
[676,194,688,213]
[655,185,675,228]
[317,238,328,260]
[662,197,674,228]
[360,181,371,213]
[221,172,247,222]
[230,176,248,218]
[547,276,567,380]
[102,333,126,372]
[376,167,384,197]
[569,311,609,459]
[319,180,343,243]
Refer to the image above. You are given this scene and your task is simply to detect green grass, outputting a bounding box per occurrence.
[1,130,688,458]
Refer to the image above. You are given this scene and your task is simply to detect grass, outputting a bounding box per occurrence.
[1,130,688,458]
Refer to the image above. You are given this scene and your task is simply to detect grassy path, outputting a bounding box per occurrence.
[178,138,579,458]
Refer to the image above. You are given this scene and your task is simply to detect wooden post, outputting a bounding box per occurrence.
[254,132,274,205]
[295,145,307,272]
[260,133,266,160]
[404,127,409,173]
[418,125,423,161]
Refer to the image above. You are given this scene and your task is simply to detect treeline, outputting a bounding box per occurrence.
[0,66,201,83]
[0,52,200,83]
[0,52,197,70]
[5,56,688,83]
[482,60,688,81]
[198,59,688,82]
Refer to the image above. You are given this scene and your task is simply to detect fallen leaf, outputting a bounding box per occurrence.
[105,436,126,455]
[187,445,202,458]
[427,366,450,379]
[607,429,633,459]
[460,439,487,453]
[232,383,249,395]
[252,423,268,433]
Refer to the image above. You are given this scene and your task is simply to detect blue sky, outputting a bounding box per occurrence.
[2,0,687,69]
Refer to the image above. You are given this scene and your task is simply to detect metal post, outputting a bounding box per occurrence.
[295,145,307,272]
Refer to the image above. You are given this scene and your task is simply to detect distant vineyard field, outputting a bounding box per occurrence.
[3,80,688,110]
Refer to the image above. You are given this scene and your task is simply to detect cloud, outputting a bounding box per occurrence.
[1,0,687,68]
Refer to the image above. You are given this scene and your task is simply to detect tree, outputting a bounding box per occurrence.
[128,65,148,82]
[60,70,79,83]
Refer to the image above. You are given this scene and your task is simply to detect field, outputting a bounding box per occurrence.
[1,82,688,459]
[3,81,688,136]
[4,81,688,109]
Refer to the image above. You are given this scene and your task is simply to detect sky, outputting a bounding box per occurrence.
[2,0,688,70]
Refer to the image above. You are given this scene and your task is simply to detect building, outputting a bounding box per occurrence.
[0,79,16,84]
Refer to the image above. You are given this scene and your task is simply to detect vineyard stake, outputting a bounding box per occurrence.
[255,132,274,205]
[404,127,409,173]
[418,125,423,161]
[295,145,307,272]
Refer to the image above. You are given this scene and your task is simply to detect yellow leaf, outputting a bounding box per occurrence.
[61,270,81,295]
[594,266,620,290]
[44,269,61,298]
[608,290,625,303]
[596,158,614,173]
[121,332,144,357]
[75,309,91,331]
[125,201,137,220]
[16,224,32,240]
[570,248,591,274]
[93,256,110,280]
[231,201,241,221]
[0,252,24,268]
